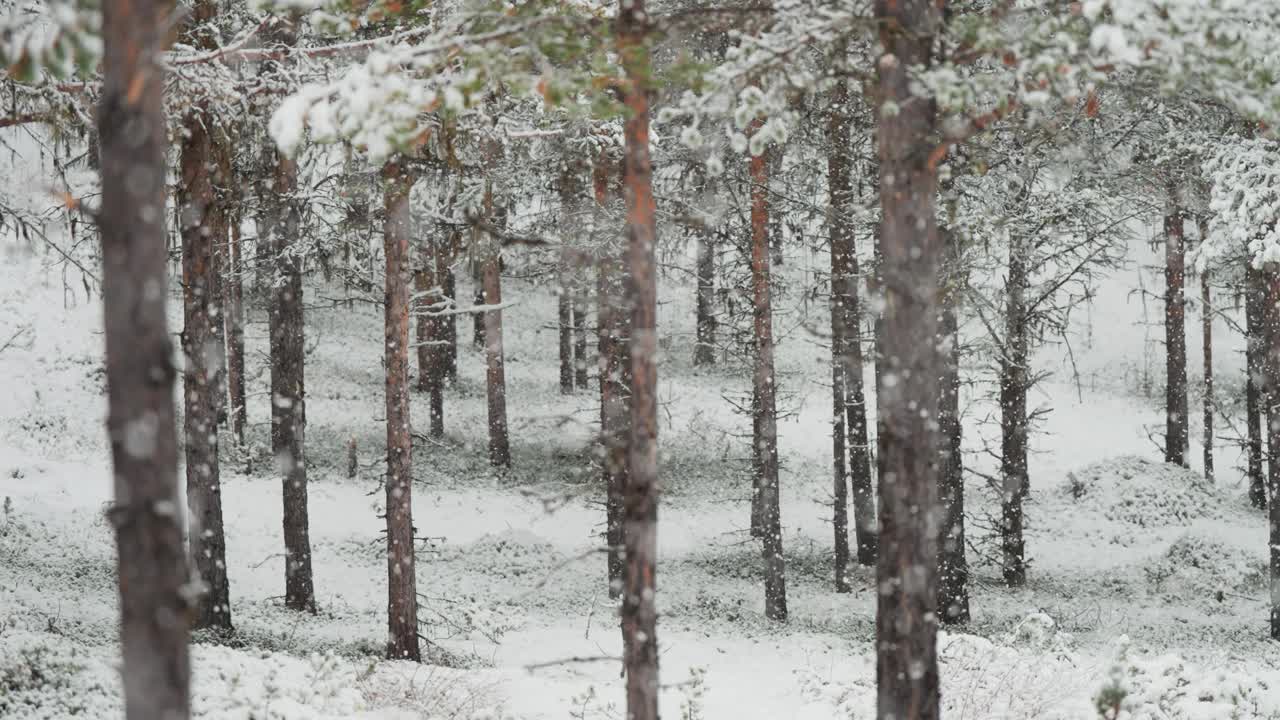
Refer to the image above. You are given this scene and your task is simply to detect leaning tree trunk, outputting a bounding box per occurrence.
[1000,232,1030,589]
[874,1,944,717]
[178,28,231,628]
[1246,263,1267,509]
[749,121,787,622]
[1199,233,1213,482]
[383,160,421,661]
[596,153,630,596]
[694,223,717,366]
[480,190,511,468]
[937,222,969,625]
[99,0,191,712]
[1165,188,1189,467]
[1263,263,1280,640]
[619,0,660,713]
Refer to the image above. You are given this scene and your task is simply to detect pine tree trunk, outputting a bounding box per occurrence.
[749,121,787,622]
[178,66,231,631]
[1200,246,1213,482]
[827,70,876,571]
[1246,263,1266,508]
[595,154,629,597]
[472,262,486,351]
[1000,232,1029,589]
[558,250,574,394]
[99,0,191,711]
[694,225,717,366]
[383,160,421,661]
[416,234,445,437]
[937,225,969,624]
[443,260,459,382]
[224,212,247,445]
[1165,188,1189,467]
[619,0,660,711]
[574,292,589,389]
[481,191,511,468]
[874,2,943,716]
[1263,264,1280,640]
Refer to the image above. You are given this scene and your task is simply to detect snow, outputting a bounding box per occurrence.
[1,174,1279,716]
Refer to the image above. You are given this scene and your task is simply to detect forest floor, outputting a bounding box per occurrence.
[1,245,1278,719]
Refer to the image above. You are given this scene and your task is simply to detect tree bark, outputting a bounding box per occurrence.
[596,153,629,597]
[749,121,788,622]
[443,260,459,382]
[178,32,231,629]
[415,235,445,438]
[261,17,314,615]
[619,0,660,712]
[1000,231,1029,589]
[1247,263,1267,509]
[472,262,486,351]
[1263,264,1280,640]
[558,252,574,393]
[221,157,246,446]
[694,225,717,366]
[383,160,421,661]
[574,293,590,388]
[1165,188,1189,467]
[99,0,191,711]
[873,1,944,716]
[1200,240,1213,482]
[937,224,969,624]
[481,189,511,468]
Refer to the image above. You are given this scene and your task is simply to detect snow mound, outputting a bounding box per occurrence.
[1144,533,1265,609]
[1059,455,1223,527]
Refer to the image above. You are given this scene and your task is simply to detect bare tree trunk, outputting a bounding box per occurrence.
[619,0,660,711]
[558,250,574,394]
[937,224,969,624]
[472,262,486,351]
[827,70,876,573]
[1165,188,1189,467]
[99,0,191,711]
[596,154,629,597]
[1247,263,1267,509]
[260,18,315,615]
[1000,232,1029,589]
[383,160,421,661]
[874,1,943,716]
[574,293,589,388]
[481,191,511,468]
[1263,264,1280,640]
[443,260,459,382]
[694,224,717,366]
[749,122,787,622]
[225,212,247,445]
[1200,238,1214,482]
[178,26,231,628]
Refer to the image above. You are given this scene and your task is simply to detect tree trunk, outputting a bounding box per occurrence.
[415,236,446,438]
[1165,188,1189,466]
[178,48,231,630]
[937,225,969,625]
[694,225,717,366]
[619,0,660,712]
[827,70,876,574]
[873,1,944,717]
[1246,263,1267,509]
[472,262,486,351]
[443,260,459,382]
[99,0,191,712]
[383,160,421,661]
[1263,264,1280,640]
[558,250,574,394]
[1000,231,1029,589]
[1200,240,1213,482]
[596,154,629,597]
[223,176,247,446]
[574,293,590,388]
[749,121,787,622]
[481,191,511,468]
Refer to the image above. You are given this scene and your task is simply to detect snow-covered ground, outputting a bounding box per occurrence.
[1,220,1278,719]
